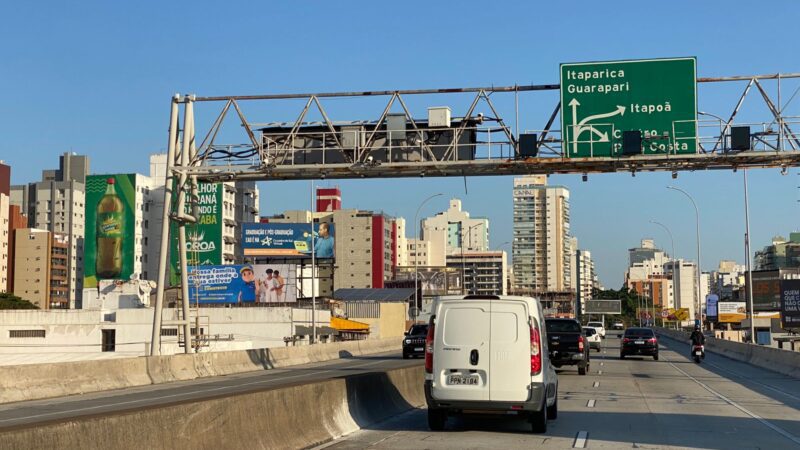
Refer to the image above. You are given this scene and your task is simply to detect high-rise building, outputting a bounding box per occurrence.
[422,199,488,252]
[754,234,800,270]
[445,251,508,296]
[13,228,70,308]
[6,205,27,293]
[512,175,571,293]
[10,153,88,308]
[666,259,699,323]
[0,162,9,293]
[573,248,596,312]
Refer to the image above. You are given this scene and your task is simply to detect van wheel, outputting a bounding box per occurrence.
[547,395,558,420]
[578,364,587,376]
[427,408,446,431]
[530,400,548,433]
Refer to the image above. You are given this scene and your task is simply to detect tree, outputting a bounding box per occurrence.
[0,293,39,310]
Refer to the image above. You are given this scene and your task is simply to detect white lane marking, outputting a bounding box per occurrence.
[598,370,603,375]
[667,358,800,446]
[0,359,391,424]
[704,360,800,403]
[573,431,588,448]
[593,381,599,388]
[600,362,604,366]
[586,399,596,408]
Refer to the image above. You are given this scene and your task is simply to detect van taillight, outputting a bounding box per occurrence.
[530,326,541,375]
[578,335,585,352]
[425,321,435,373]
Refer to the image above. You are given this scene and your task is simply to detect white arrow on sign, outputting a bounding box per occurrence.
[568,99,626,154]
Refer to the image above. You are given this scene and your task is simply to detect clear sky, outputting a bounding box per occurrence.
[2,1,799,287]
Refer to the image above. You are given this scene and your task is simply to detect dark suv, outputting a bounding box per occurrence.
[620,327,659,360]
[402,324,428,359]
[545,318,590,375]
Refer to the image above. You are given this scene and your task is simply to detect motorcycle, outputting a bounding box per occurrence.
[692,344,704,363]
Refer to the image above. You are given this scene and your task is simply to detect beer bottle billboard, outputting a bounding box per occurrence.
[84,174,136,288]
[96,178,124,278]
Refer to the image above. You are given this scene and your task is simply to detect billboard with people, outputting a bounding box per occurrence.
[242,223,335,258]
[187,264,297,304]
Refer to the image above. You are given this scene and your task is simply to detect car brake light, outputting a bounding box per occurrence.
[578,335,584,352]
[425,320,435,374]
[647,337,657,343]
[622,337,630,344]
[530,325,542,375]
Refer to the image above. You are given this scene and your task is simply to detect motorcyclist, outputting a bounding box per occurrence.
[690,326,705,359]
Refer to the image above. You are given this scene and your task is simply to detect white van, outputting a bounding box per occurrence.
[424,295,558,433]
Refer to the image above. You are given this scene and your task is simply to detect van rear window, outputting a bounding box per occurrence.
[545,320,581,333]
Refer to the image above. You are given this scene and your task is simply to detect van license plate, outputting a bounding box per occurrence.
[448,375,478,385]
[635,340,645,345]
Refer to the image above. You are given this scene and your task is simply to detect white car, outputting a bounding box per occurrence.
[583,327,602,352]
[424,295,559,433]
[586,321,606,339]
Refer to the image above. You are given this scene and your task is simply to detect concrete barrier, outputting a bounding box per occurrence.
[0,365,426,450]
[655,327,800,378]
[0,337,401,404]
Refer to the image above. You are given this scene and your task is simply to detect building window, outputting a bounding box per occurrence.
[160,328,178,337]
[102,330,116,352]
[10,330,46,338]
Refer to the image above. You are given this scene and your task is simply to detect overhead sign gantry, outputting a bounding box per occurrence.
[149,61,800,355]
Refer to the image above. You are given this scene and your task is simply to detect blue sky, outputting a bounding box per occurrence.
[2,1,799,287]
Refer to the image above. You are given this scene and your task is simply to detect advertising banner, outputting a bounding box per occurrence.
[170,182,224,285]
[242,223,335,258]
[84,174,137,288]
[188,264,297,304]
[706,294,719,320]
[780,279,800,328]
[718,302,747,323]
[395,267,462,296]
[662,308,690,322]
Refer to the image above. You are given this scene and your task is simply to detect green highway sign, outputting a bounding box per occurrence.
[560,57,697,158]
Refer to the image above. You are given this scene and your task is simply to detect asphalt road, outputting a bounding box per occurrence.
[0,351,421,430]
[320,332,800,450]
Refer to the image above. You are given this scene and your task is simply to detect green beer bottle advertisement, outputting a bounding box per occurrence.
[96,178,124,279]
[84,174,136,288]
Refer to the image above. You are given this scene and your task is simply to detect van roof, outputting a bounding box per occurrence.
[434,295,539,302]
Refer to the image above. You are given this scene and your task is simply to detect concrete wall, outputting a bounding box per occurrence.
[655,327,800,378]
[0,307,331,365]
[0,336,400,404]
[0,365,424,450]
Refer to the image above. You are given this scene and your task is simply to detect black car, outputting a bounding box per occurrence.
[402,324,428,359]
[620,327,659,360]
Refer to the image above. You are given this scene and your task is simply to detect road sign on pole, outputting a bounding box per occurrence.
[560,57,698,158]
[585,300,622,315]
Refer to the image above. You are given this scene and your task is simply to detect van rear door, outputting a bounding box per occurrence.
[489,300,531,402]
[433,300,491,402]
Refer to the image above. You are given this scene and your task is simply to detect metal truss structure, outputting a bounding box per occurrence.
[150,72,800,355]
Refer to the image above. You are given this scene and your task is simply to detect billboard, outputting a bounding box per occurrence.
[585,300,622,314]
[706,294,719,320]
[188,264,297,304]
[242,223,335,258]
[661,308,690,322]
[170,182,224,285]
[560,57,697,158]
[780,279,800,328]
[395,267,462,296]
[718,302,747,323]
[84,174,137,288]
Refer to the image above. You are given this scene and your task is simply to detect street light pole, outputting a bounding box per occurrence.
[743,169,756,343]
[650,220,676,328]
[414,193,443,322]
[668,186,703,329]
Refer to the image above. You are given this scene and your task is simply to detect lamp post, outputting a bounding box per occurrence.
[650,220,677,328]
[743,169,756,343]
[667,186,702,329]
[496,241,510,295]
[413,193,443,322]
